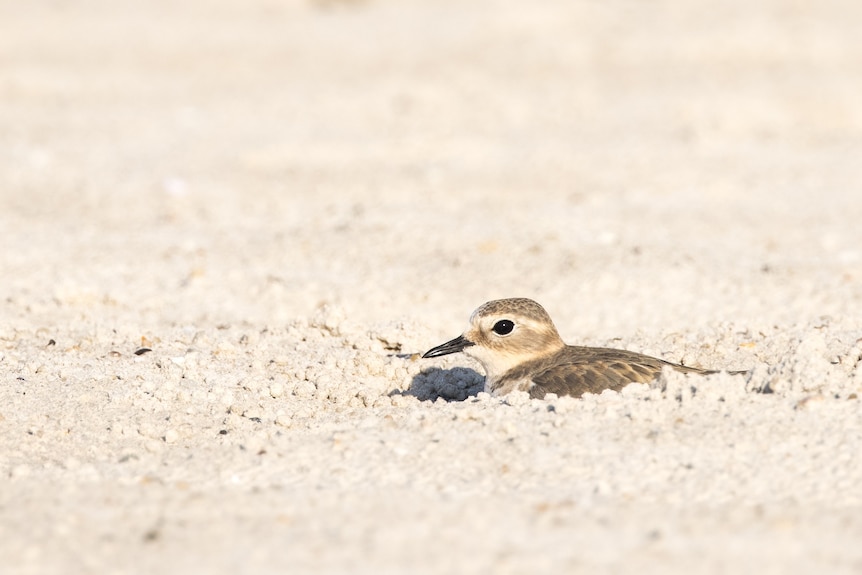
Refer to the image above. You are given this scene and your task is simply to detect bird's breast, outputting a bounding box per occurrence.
[485,375,535,397]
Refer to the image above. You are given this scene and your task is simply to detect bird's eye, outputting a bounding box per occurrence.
[492,319,515,336]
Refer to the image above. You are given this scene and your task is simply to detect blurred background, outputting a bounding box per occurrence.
[3,0,861,338]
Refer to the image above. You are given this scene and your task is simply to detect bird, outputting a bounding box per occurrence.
[422,297,745,399]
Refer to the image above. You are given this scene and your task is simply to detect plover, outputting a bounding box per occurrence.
[423,298,743,398]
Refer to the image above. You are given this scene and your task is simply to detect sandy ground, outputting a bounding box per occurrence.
[2,0,862,573]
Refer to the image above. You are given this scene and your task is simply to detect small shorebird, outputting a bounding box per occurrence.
[423,298,743,398]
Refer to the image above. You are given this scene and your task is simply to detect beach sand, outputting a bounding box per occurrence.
[2,0,862,573]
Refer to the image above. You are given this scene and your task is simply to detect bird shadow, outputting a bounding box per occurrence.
[398,366,485,402]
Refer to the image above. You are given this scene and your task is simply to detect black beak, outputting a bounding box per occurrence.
[422,335,475,358]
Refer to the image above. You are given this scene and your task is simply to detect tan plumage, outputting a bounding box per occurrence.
[423,298,744,399]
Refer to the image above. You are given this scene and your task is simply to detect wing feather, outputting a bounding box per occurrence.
[519,346,717,399]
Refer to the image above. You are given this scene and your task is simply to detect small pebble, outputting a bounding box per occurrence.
[275,414,293,428]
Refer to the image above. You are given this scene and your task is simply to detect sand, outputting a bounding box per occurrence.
[2,0,862,573]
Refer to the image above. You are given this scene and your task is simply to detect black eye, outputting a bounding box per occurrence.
[492,320,515,335]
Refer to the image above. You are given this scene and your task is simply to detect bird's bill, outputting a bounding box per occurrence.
[422,335,475,358]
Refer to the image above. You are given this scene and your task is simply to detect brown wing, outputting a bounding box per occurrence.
[523,346,715,399]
